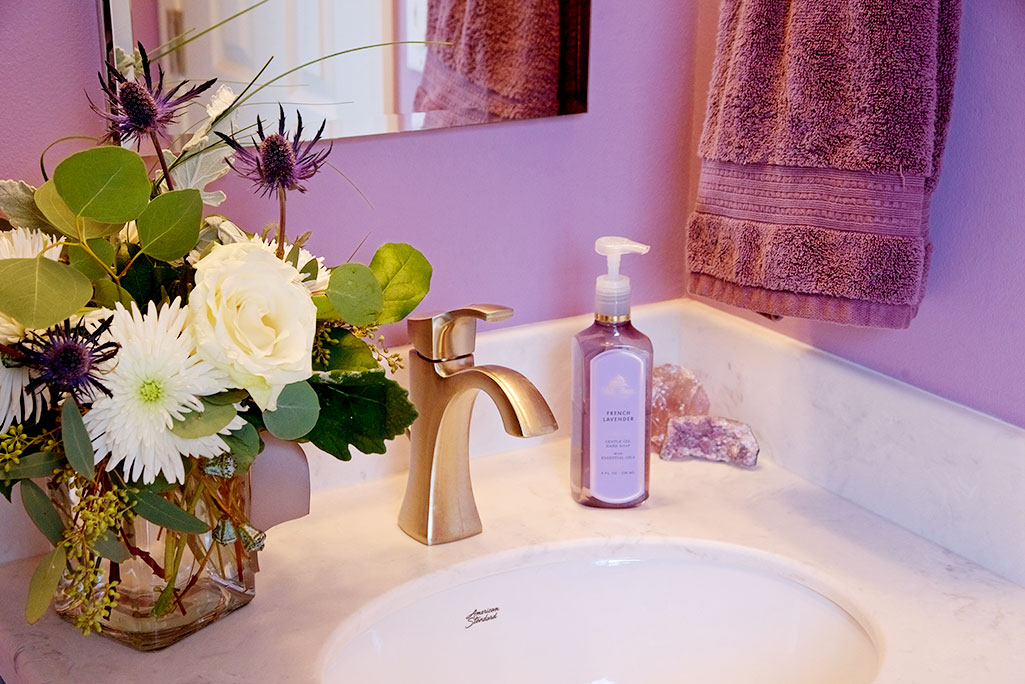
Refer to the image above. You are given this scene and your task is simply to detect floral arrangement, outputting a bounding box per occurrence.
[0,43,429,637]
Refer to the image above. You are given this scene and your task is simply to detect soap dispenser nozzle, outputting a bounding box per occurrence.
[594,236,649,320]
[596,236,649,278]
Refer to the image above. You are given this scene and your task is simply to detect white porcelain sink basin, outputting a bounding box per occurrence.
[320,538,879,683]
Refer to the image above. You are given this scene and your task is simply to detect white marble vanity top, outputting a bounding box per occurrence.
[2,438,1024,683]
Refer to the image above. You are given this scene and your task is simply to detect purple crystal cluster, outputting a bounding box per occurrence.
[651,364,759,468]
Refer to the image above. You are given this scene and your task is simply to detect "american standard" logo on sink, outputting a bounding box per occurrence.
[464,607,500,629]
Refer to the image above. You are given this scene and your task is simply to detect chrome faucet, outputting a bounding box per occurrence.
[398,305,558,545]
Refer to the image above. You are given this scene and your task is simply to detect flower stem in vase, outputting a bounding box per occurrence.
[277,186,287,258]
[151,131,175,191]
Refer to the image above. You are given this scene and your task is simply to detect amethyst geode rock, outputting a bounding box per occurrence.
[660,415,759,467]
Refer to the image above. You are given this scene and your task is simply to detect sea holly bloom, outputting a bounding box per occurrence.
[92,42,215,191]
[17,316,119,406]
[216,106,332,258]
[93,42,216,146]
[216,105,332,197]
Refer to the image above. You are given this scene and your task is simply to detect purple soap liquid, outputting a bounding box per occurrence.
[571,318,652,508]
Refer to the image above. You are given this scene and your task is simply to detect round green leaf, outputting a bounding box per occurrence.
[53,147,151,223]
[0,257,93,330]
[137,189,202,261]
[368,243,432,324]
[170,399,237,439]
[34,181,123,239]
[221,422,261,474]
[326,263,383,327]
[67,238,116,281]
[263,381,321,440]
[92,279,135,308]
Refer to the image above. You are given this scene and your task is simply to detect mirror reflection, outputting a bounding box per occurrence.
[101,0,590,140]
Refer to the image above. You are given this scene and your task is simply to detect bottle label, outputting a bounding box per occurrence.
[589,349,646,504]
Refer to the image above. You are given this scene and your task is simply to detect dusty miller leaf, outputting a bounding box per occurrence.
[0,180,54,234]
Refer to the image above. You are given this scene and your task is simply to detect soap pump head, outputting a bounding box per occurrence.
[594,236,650,319]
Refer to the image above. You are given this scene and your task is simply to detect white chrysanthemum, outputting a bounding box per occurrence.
[0,228,58,431]
[82,299,243,484]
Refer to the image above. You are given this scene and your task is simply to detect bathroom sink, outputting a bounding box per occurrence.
[320,539,879,684]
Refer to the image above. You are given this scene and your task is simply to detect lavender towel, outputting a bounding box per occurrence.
[687,0,962,328]
[414,0,561,125]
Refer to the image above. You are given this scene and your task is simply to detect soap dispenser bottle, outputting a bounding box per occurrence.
[571,236,653,508]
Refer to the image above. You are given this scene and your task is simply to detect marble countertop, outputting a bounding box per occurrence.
[2,439,1025,683]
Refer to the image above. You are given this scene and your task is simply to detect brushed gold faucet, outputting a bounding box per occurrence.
[398,305,558,545]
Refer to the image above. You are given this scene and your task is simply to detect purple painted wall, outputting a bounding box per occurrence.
[0,1,1022,428]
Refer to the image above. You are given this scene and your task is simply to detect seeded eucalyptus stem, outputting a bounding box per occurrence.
[277,186,287,259]
[150,131,175,191]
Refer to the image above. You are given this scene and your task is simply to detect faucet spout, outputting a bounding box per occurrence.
[440,359,559,439]
[398,351,558,546]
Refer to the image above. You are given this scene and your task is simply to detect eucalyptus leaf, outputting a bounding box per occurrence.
[1,480,13,502]
[312,328,380,373]
[92,279,135,308]
[34,181,123,239]
[128,490,210,534]
[221,422,260,474]
[61,400,95,481]
[92,529,131,563]
[53,146,150,223]
[0,257,93,330]
[313,295,340,321]
[307,370,418,460]
[26,546,66,624]
[0,180,53,233]
[137,189,203,261]
[20,480,64,545]
[368,243,432,324]
[170,400,237,439]
[2,451,62,480]
[67,239,116,281]
[262,381,320,440]
[205,389,249,406]
[326,263,382,327]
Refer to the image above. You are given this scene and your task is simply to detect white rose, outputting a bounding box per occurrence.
[188,241,316,411]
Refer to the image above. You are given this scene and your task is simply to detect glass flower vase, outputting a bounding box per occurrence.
[52,474,258,652]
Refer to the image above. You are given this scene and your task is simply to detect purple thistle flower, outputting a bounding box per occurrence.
[16,317,119,406]
[92,43,215,146]
[216,105,332,197]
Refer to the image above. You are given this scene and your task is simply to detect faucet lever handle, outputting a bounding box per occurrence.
[408,304,513,360]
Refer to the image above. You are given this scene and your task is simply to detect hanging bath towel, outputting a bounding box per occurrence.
[687,0,962,328]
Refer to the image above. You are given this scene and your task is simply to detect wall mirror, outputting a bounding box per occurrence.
[98,0,590,141]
